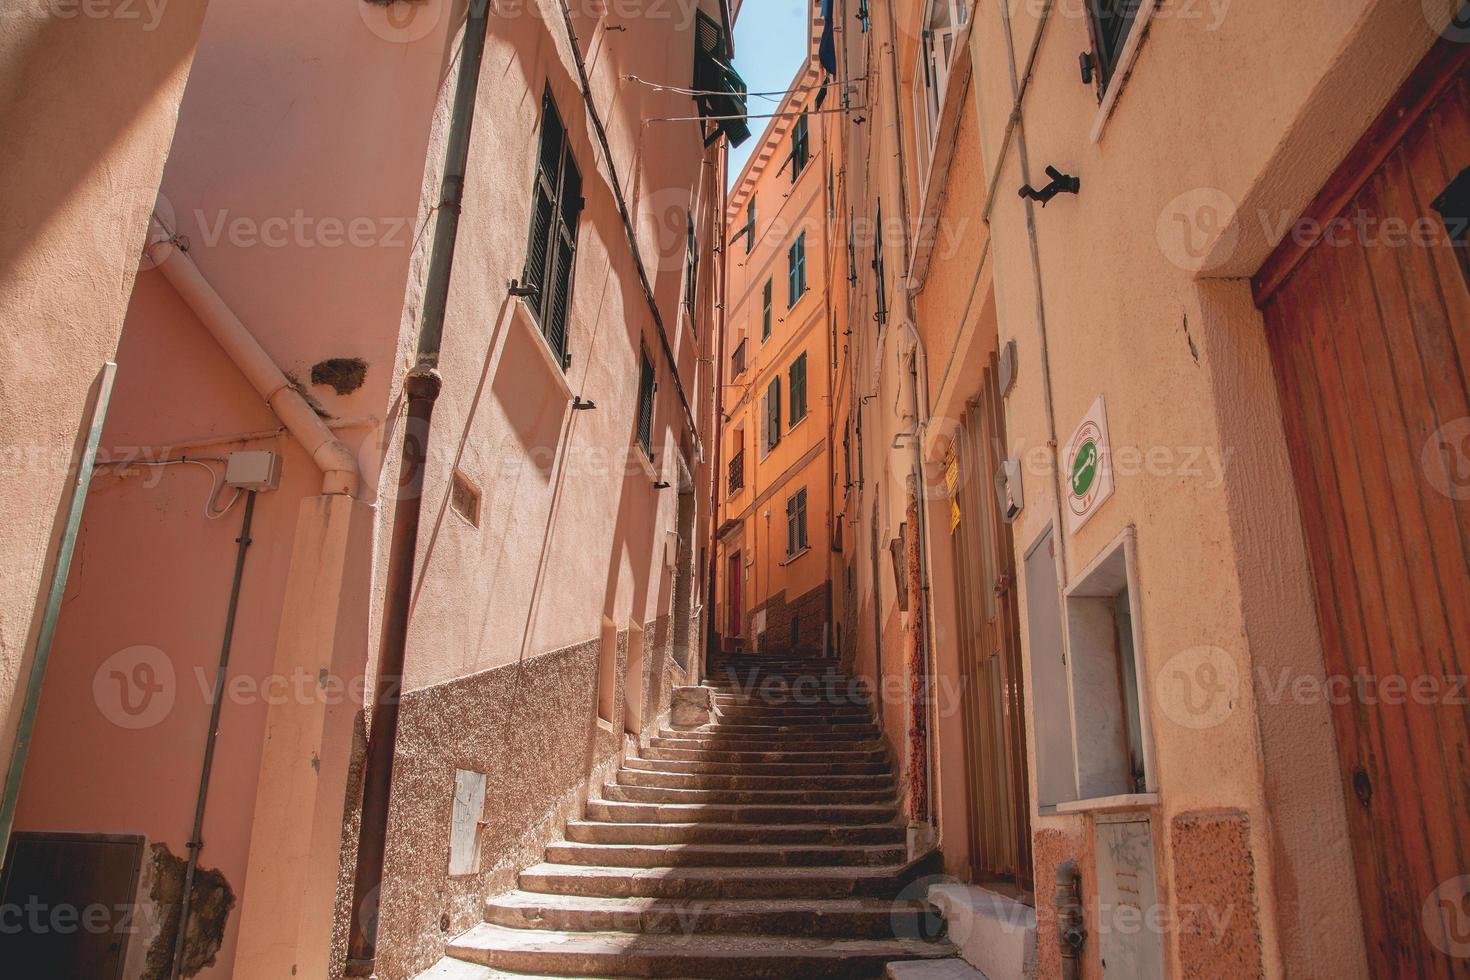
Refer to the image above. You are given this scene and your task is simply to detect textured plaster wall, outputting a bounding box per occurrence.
[0,0,208,815]
[964,1,1443,977]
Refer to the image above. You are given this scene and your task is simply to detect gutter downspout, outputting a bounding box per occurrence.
[145,225,360,498]
[347,2,491,971]
[708,150,729,673]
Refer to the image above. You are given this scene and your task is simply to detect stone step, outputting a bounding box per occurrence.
[623,756,891,777]
[542,840,905,868]
[614,768,894,792]
[886,960,991,980]
[712,700,872,715]
[563,821,906,847]
[654,727,880,745]
[447,924,955,979]
[584,799,899,826]
[517,862,922,900]
[601,783,896,806]
[484,892,939,939]
[639,745,888,765]
[710,695,874,711]
[649,735,883,755]
[684,722,882,738]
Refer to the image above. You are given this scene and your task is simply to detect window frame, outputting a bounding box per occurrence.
[1086,0,1144,92]
[915,0,968,157]
[522,87,584,370]
[788,233,808,310]
[635,345,656,460]
[761,278,773,340]
[684,209,699,320]
[744,198,757,255]
[785,487,809,556]
[788,352,808,427]
[790,111,811,182]
[761,376,783,455]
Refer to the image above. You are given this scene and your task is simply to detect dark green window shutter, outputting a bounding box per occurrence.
[762,279,773,339]
[524,88,582,368]
[786,494,798,554]
[636,347,655,458]
[789,353,807,423]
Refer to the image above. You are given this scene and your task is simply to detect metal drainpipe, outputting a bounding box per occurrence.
[346,1,490,971]
[168,491,258,980]
[1055,858,1087,980]
[706,146,729,681]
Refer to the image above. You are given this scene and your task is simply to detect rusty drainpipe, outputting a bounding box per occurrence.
[1055,859,1086,980]
[345,1,490,972]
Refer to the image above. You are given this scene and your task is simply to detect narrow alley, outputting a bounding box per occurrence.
[2,0,1470,978]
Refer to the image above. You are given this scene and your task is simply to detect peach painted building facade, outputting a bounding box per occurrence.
[0,0,736,976]
[715,61,839,655]
[831,0,1470,978]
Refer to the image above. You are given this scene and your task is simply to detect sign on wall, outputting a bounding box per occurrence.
[1065,396,1114,533]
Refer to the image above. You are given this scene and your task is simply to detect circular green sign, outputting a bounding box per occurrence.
[1071,440,1099,498]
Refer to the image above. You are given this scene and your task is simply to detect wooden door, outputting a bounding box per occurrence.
[948,356,1033,891]
[728,550,743,636]
[1255,40,1470,978]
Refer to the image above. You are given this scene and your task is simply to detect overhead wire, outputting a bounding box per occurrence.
[94,455,244,520]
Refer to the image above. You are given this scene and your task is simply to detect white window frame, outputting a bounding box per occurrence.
[915,0,967,157]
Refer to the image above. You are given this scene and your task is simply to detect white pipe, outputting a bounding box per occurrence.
[145,220,360,497]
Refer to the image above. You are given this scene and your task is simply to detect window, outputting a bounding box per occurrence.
[684,210,699,316]
[790,111,810,182]
[761,377,782,454]
[788,233,808,309]
[692,10,752,147]
[785,487,809,556]
[636,346,656,459]
[743,198,757,254]
[918,0,968,151]
[872,201,888,328]
[523,88,583,368]
[856,0,870,33]
[789,352,808,425]
[1086,0,1144,89]
[847,211,858,288]
[731,336,747,377]
[728,435,745,495]
[761,278,773,340]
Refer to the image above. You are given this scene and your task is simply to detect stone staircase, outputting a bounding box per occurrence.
[421,652,957,979]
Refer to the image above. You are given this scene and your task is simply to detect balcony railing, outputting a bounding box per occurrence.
[731,338,747,378]
[728,449,745,495]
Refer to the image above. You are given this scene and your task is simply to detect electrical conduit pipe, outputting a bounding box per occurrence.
[145,222,360,497]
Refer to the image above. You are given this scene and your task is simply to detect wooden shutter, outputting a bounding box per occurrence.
[786,494,797,554]
[637,349,655,456]
[760,392,769,452]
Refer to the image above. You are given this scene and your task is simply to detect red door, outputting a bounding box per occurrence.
[727,551,743,636]
[1256,39,1470,977]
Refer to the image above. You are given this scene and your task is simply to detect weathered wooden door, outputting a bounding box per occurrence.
[1255,40,1470,977]
[947,355,1033,891]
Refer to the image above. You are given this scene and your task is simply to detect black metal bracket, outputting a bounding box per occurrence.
[1019,166,1081,206]
[572,397,597,411]
[1079,52,1095,85]
[507,278,539,298]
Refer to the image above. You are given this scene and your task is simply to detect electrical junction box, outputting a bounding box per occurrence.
[225,450,281,491]
[995,458,1023,522]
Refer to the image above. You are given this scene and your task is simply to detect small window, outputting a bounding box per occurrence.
[857,0,870,33]
[785,487,809,556]
[1086,0,1144,90]
[788,233,808,309]
[743,198,757,254]
[636,346,656,459]
[523,88,584,368]
[790,112,810,182]
[789,352,808,426]
[761,377,782,454]
[761,278,773,340]
[917,0,968,152]
[684,210,699,317]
